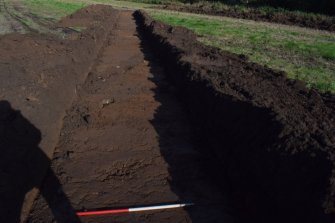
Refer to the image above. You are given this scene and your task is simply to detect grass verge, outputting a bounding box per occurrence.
[168,1,334,19]
[0,0,88,34]
[23,0,87,21]
[150,10,335,92]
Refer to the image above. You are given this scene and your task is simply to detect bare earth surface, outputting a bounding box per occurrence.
[28,10,232,223]
[1,4,334,223]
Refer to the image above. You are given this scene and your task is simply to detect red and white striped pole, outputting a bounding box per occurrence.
[77,203,194,217]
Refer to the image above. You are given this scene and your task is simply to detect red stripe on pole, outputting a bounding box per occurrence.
[77,208,129,216]
[76,203,194,217]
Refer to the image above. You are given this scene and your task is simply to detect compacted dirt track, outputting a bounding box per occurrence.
[28,10,232,223]
[0,0,26,34]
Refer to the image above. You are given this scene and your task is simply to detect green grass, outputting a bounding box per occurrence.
[113,0,334,22]
[0,0,88,34]
[150,11,335,92]
[23,0,87,20]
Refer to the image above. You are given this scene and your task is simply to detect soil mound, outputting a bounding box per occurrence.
[57,4,118,28]
[135,10,335,223]
[156,4,335,32]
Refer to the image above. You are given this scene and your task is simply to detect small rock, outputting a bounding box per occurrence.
[100,98,115,108]
[25,95,39,102]
[116,65,120,69]
[98,76,106,82]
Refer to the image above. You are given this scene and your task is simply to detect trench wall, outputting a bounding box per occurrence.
[134,10,335,223]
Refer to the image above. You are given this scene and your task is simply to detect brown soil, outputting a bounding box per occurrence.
[0,5,122,222]
[26,6,232,223]
[1,4,335,223]
[156,4,335,32]
[134,10,335,223]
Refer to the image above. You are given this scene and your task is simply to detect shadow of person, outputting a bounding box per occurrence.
[0,100,80,223]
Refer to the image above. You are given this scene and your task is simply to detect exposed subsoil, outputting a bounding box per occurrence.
[27,7,232,223]
[1,4,335,223]
[155,4,335,32]
[134,10,335,223]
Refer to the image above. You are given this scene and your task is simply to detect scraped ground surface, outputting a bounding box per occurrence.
[1,4,334,223]
[27,9,232,223]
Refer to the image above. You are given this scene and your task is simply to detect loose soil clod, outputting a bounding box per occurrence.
[100,98,115,108]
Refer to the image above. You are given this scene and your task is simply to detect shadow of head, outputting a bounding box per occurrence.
[0,100,41,145]
[0,100,81,223]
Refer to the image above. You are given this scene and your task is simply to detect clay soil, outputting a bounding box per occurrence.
[156,4,335,32]
[1,4,335,223]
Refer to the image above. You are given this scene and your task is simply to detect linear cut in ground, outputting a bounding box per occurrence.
[0,4,334,223]
[28,5,230,223]
[134,9,335,223]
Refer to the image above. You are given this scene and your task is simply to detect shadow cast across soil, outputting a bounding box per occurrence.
[134,19,235,223]
[133,12,335,223]
[0,100,80,223]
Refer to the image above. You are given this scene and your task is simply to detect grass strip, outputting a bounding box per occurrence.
[150,11,335,92]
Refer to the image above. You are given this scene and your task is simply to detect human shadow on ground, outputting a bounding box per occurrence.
[0,100,80,223]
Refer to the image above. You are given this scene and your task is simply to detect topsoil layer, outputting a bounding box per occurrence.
[156,4,335,32]
[135,10,335,223]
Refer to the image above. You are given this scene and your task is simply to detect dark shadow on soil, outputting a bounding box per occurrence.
[0,100,80,223]
[134,18,235,223]
[134,12,335,223]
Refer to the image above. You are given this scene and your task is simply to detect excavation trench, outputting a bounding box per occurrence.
[28,8,231,223]
[1,5,334,223]
[134,10,335,223]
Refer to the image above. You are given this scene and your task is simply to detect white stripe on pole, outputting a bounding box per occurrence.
[129,203,194,212]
